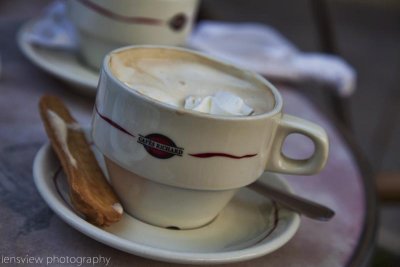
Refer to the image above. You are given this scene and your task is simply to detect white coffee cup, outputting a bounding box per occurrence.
[67,0,199,69]
[92,46,329,229]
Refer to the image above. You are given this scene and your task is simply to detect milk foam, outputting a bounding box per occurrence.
[109,49,274,115]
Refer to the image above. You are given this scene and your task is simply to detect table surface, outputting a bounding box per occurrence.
[0,4,376,267]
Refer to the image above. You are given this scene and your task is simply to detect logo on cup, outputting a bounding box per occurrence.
[138,134,184,159]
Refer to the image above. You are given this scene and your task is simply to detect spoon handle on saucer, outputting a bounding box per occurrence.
[248,180,335,221]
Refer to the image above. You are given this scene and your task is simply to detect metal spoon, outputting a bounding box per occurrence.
[248,180,335,221]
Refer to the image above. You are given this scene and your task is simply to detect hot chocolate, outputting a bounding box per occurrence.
[93,46,329,229]
[109,48,275,116]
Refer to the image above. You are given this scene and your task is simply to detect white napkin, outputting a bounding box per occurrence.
[25,0,77,50]
[189,22,356,96]
[25,2,356,96]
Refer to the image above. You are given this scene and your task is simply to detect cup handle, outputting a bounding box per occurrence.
[266,114,329,175]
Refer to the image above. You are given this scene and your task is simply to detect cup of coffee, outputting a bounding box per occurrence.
[92,46,329,229]
[67,0,199,69]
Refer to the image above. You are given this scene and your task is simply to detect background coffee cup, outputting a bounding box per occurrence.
[91,46,329,229]
[67,0,199,69]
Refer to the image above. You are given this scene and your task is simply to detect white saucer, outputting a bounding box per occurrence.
[33,142,300,264]
[17,19,99,94]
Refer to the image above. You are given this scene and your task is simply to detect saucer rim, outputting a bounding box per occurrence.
[17,18,99,94]
[33,143,300,264]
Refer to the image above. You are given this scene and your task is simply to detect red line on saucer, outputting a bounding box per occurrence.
[53,166,64,201]
[53,166,86,218]
[189,153,257,159]
[53,166,75,211]
[254,201,280,245]
[78,0,164,25]
[94,105,135,138]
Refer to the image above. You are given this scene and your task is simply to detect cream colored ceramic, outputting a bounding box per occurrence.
[105,158,238,229]
[32,141,301,264]
[91,46,329,229]
[67,0,199,69]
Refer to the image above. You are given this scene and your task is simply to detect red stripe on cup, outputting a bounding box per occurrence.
[94,105,135,137]
[189,153,257,159]
[78,0,164,25]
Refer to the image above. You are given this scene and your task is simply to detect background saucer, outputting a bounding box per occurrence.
[33,140,300,264]
[17,19,99,94]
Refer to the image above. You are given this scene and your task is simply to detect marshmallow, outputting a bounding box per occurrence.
[184,91,254,116]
